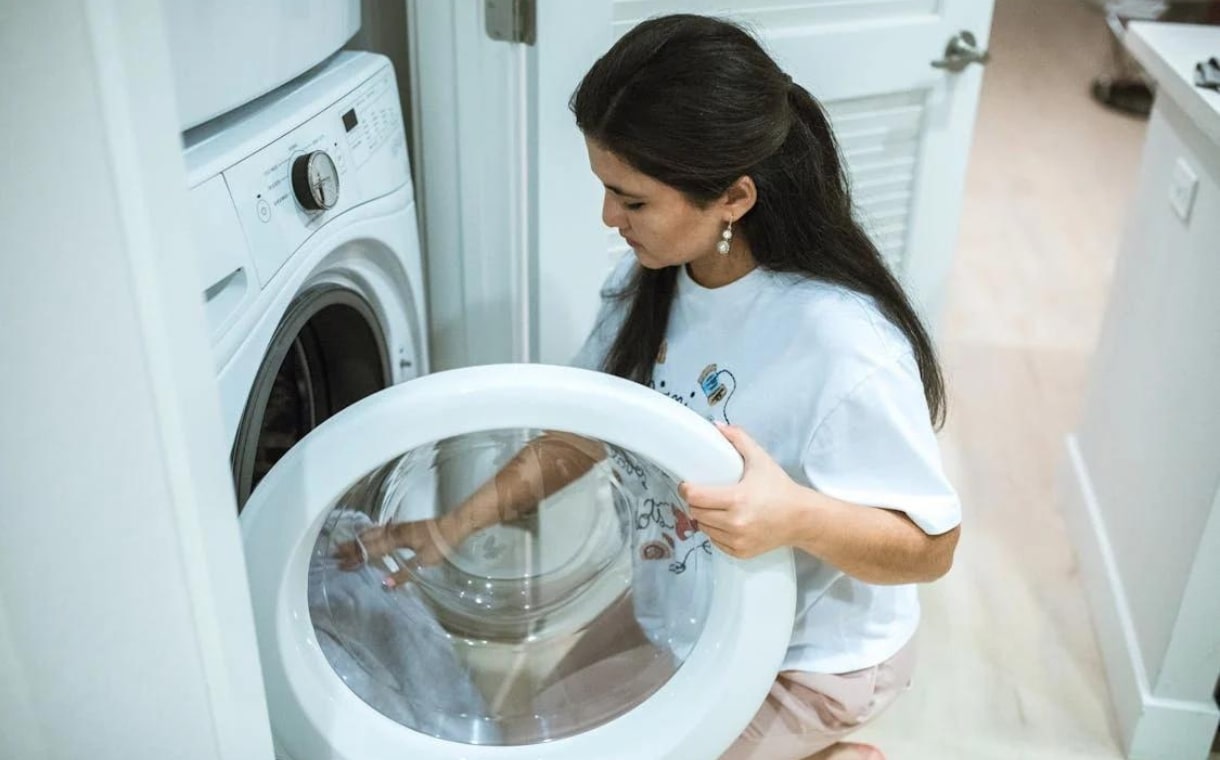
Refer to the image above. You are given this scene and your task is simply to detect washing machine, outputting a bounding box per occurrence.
[183,49,796,760]
[182,50,427,508]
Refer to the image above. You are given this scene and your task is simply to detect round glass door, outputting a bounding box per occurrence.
[239,364,795,760]
[309,428,714,745]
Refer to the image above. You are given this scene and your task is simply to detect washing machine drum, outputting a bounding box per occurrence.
[240,364,795,760]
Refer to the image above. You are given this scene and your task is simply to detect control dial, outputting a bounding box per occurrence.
[291,151,339,212]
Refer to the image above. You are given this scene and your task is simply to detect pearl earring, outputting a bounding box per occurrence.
[717,220,733,256]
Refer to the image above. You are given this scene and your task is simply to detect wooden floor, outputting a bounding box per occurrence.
[853,0,1168,757]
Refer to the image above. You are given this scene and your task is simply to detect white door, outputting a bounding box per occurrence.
[413,0,994,367]
[240,364,795,759]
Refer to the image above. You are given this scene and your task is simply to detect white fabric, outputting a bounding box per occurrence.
[571,256,960,673]
[308,510,498,742]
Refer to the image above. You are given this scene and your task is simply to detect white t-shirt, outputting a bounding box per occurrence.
[572,256,960,674]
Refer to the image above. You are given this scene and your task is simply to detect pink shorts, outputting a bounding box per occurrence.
[534,595,916,758]
[719,638,917,760]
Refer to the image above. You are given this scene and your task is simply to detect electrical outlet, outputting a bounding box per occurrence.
[1169,157,1198,223]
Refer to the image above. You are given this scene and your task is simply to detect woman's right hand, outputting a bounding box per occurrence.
[334,517,466,587]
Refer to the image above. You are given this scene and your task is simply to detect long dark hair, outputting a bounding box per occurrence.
[570,14,945,427]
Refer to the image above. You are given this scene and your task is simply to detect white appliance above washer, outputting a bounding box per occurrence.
[165,0,361,130]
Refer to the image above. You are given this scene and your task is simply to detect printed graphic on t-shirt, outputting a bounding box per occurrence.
[696,363,736,424]
[648,361,738,425]
[632,353,739,575]
[614,443,710,576]
[634,494,708,575]
[648,378,691,407]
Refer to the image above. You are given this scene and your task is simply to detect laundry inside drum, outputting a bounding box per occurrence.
[308,428,715,745]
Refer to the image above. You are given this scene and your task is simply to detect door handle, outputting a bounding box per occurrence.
[931,31,990,73]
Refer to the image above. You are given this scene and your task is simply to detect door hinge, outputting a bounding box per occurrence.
[485,0,535,45]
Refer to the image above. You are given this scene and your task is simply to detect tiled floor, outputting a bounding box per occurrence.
[851,0,1182,757]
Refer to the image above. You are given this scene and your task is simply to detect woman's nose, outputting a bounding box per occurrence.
[602,193,625,229]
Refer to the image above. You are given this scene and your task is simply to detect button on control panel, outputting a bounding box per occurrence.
[291,151,340,212]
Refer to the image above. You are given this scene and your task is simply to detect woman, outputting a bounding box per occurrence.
[344,14,960,760]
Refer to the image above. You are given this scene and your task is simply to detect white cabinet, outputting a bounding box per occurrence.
[1060,22,1220,760]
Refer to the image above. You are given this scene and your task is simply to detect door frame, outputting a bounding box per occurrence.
[408,0,534,369]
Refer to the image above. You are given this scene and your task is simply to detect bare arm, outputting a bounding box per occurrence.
[786,488,959,584]
[337,431,607,574]
[445,431,608,537]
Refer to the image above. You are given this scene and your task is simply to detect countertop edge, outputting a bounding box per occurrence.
[1125,21,1220,149]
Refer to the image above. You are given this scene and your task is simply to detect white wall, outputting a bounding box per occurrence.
[0,2,273,758]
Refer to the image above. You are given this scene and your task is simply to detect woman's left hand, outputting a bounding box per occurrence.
[679,423,807,559]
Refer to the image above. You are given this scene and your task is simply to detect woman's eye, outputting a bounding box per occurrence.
[624,201,645,211]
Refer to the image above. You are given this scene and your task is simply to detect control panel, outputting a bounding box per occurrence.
[222,64,410,287]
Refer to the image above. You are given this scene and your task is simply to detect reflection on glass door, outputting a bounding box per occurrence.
[308,428,714,745]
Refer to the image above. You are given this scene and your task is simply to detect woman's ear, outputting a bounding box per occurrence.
[721,175,758,221]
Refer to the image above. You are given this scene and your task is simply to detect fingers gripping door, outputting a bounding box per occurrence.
[240,365,795,760]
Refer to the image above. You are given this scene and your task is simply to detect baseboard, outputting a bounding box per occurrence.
[1059,435,1219,760]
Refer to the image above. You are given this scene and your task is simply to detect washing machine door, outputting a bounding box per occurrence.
[240,364,795,760]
